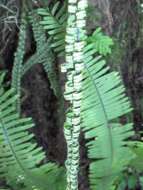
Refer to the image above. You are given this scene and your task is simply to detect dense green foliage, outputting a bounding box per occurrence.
[0,0,143,190]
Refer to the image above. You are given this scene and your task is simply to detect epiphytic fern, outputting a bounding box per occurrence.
[0,73,66,190]
[38,1,67,56]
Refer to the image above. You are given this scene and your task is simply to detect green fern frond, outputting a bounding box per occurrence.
[11,13,26,113]
[0,75,66,190]
[87,27,114,56]
[81,47,135,189]
[29,12,62,98]
[28,12,65,127]
[38,1,67,56]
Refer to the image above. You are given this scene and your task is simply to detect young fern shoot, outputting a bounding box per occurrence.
[61,0,88,189]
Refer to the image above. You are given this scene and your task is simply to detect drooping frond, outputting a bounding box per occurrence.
[38,1,67,55]
[0,75,66,190]
[81,43,135,189]
[11,13,26,113]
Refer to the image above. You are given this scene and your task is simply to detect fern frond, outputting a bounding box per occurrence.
[29,12,62,98]
[27,12,65,127]
[81,47,135,189]
[11,13,26,113]
[38,1,67,56]
[87,27,113,56]
[0,76,66,190]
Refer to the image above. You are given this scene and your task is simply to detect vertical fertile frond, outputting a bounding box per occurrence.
[0,75,66,190]
[11,13,26,113]
[62,0,88,189]
[81,41,135,189]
